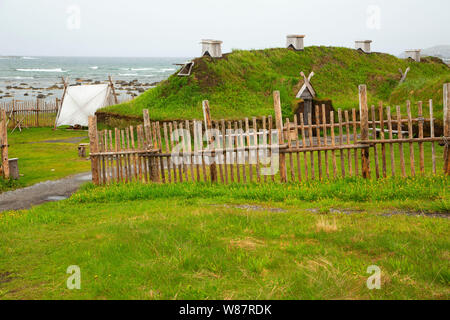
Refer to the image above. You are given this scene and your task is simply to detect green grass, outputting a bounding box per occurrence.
[102,47,450,121]
[0,176,448,299]
[0,128,91,192]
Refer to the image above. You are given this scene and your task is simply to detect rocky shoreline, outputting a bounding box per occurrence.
[0,78,161,101]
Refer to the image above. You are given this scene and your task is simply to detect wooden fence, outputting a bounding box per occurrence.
[0,109,9,179]
[88,83,450,185]
[0,99,60,129]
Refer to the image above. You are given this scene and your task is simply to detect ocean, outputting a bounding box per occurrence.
[0,56,189,101]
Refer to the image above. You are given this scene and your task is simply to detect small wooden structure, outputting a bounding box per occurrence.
[286,35,305,51]
[78,143,89,158]
[296,71,316,126]
[201,40,223,58]
[405,50,421,62]
[355,40,372,53]
[7,158,19,180]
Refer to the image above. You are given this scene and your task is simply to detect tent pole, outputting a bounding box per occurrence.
[54,77,68,130]
[108,75,119,105]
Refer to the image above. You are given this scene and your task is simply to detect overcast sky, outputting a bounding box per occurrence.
[0,0,449,57]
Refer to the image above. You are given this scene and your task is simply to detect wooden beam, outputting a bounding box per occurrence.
[444,83,450,175]
[1,109,10,179]
[359,85,370,179]
[273,91,287,182]
[203,100,217,183]
[88,116,99,184]
[108,75,119,105]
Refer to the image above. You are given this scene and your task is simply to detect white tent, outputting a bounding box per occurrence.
[55,83,116,127]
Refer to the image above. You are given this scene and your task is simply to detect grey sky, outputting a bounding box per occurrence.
[0,0,449,57]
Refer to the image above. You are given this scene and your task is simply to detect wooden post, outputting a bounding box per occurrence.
[359,85,370,179]
[109,75,119,105]
[88,116,100,184]
[273,91,287,182]
[54,77,68,130]
[1,109,10,179]
[203,100,217,183]
[444,83,450,175]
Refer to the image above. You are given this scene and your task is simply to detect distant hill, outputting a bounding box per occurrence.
[400,45,450,64]
[101,46,450,121]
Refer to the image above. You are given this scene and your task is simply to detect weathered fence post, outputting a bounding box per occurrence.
[203,100,217,183]
[273,91,287,182]
[1,109,10,179]
[359,85,370,179]
[88,115,100,184]
[444,83,450,175]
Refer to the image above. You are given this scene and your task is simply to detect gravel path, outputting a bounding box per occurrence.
[0,172,91,212]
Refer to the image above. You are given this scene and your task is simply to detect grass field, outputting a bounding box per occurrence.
[0,177,448,300]
[0,128,90,192]
[102,47,450,121]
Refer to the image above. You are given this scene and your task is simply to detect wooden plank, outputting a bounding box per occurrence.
[300,114,309,180]
[268,115,275,182]
[222,119,229,184]
[352,109,359,176]
[234,122,241,183]
[386,107,395,177]
[109,130,114,182]
[444,83,450,175]
[121,129,129,182]
[137,125,144,182]
[156,122,165,183]
[115,128,123,182]
[227,121,234,183]
[344,110,352,176]
[245,118,253,182]
[338,109,345,178]
[168,122,177,182]
[315,105,322,179]
[88,116,99,184]
[193,121,201,182]
[396,106,406,177]
[262,116,267,183]
[307,113,315,180]
[179,122,188,182]
[359,85,370,179]
[203,100,217,183]
[1,109,9,179]
[273,91,286,182]
[322,105,329,179]
[163,123,172,183]
[125,128,132,181]
[252,117,260,183]
[330,111,337,178]
[239,120,247,183]
[417,102,425,174]
[429,100,436,174]
[294,114,302,182]
[406,101,416,176]
[186,120,195,182]
[286,118,295,181]
[378,104,387,178]
[371,106,380,179]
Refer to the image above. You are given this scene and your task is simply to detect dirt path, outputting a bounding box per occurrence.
[0,172,91,212]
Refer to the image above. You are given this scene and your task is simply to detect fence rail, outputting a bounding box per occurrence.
[88,83,450,185]
[0,99,60,129]
[0,109,9,178]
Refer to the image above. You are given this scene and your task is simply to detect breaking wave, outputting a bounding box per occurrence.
[16,68,66,72]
